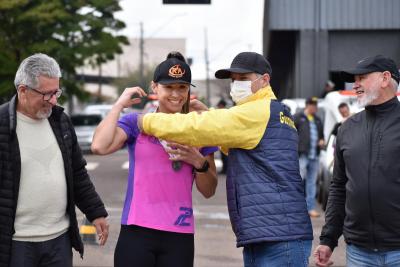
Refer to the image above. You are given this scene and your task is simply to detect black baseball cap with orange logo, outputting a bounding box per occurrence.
[153,58,196,87]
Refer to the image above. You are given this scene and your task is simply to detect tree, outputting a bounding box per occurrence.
[0,0,128,104]
[112,66,155,109]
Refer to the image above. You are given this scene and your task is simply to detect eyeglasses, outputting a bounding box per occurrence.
[28,87,63,101]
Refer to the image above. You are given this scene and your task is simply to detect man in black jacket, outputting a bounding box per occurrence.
[314,55,400,267]
[0,53,108,267]
[294,97,324,218]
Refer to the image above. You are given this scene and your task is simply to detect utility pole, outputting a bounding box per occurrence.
[117,55,121,78]
[314,0,321,96]
[139,22,144,87]
[97,64,102,103]
[204,27,210,106]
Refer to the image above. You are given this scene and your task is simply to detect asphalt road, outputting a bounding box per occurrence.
[73,150,346,267]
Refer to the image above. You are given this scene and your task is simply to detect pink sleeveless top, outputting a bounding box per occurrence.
[118,113,217,234]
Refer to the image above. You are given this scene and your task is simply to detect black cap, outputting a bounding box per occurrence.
[341,55,400,83]
[215,52,272,79]
[306,97,318,105]
[153,58,195,87]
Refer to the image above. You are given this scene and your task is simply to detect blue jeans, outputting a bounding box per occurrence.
[243,240,312,267]
[347,244,400,267]
[299,155,319,211]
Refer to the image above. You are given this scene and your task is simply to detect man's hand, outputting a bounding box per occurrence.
[314,245,334,267]
[92,217,109,246]
[189,99,208,113]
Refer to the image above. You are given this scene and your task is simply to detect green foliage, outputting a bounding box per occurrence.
[0,0,128,103]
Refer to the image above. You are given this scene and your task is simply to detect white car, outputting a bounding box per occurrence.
[83,104,137,118]
[322,91,362,141]
[83,104,114,118]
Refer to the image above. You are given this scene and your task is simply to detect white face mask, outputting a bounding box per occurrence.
[230,75,265,103]
[230,81,252,104]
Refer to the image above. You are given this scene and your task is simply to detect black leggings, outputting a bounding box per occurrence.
[114,225,194,267]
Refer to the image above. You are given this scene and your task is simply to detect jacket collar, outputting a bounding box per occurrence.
[365,96,399,115]
[9,95,17,134]
[237,86,277,105]
[9,94,64,133]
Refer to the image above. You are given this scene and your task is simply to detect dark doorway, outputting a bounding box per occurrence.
[267,31,297,99]
[329,71,345,91]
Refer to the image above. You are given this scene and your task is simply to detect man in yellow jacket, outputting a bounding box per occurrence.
[138,52,313,267]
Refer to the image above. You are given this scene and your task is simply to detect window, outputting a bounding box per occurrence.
[71,114,102,126]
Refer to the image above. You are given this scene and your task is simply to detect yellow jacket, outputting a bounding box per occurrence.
[142,86,277,152]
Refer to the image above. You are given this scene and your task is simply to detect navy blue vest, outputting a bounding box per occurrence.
[226,100,313,247]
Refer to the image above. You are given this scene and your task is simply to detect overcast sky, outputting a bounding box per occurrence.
[115,0,264,79]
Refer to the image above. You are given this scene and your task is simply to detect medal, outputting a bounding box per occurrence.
[172,161,182,171]
[159,139,182,171]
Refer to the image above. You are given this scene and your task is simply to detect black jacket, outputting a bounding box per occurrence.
[0,95,108,266]
[320,97,400,251]
[293,112,324,156]
[330,122,342,136]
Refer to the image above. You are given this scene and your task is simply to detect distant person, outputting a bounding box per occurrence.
[216,98,227,108]
[137,52,313,267]
[314,55,400,267]
[294,97,325,218]
[91,51,218,267]
[216,98,228,174]
[330,102,351,136]
[0,53,109,267]
[320,80,336,98]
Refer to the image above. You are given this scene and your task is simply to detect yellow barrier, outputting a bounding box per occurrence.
[79,218,97,244]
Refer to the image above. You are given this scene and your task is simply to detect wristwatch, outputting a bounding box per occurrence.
[195,160,209,173]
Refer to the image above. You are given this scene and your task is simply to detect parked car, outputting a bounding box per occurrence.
[83,104,137,118]
[317,132,336,210]
[321,90,361,141]
[143,100,158,113]
[83,104,114,118]
[70,113,102,153]
[315,91,359,210]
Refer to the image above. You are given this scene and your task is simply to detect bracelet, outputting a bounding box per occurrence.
[195,160,209,173]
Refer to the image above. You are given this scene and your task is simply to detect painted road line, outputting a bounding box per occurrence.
[86,162,99,171]
[122,161,129,169]
[84,206,230,221]
[214,158,222,170]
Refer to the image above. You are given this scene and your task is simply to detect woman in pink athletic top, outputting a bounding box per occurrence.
[91,52,218,267]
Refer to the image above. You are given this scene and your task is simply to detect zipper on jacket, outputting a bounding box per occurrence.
[367,114,377,250]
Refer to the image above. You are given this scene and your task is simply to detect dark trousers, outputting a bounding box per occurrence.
[115,225,194,267]
[10,232,72,267]
[220,151,228,174]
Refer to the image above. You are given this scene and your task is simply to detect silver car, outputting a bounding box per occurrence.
[70,114,102,153]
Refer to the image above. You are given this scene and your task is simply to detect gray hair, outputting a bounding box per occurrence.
[390,78,399,93]
[14,53,61,90]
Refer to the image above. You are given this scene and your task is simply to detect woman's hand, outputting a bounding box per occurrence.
[165,142,205,169]
[166,141,218,199]
[115,87,147,109]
